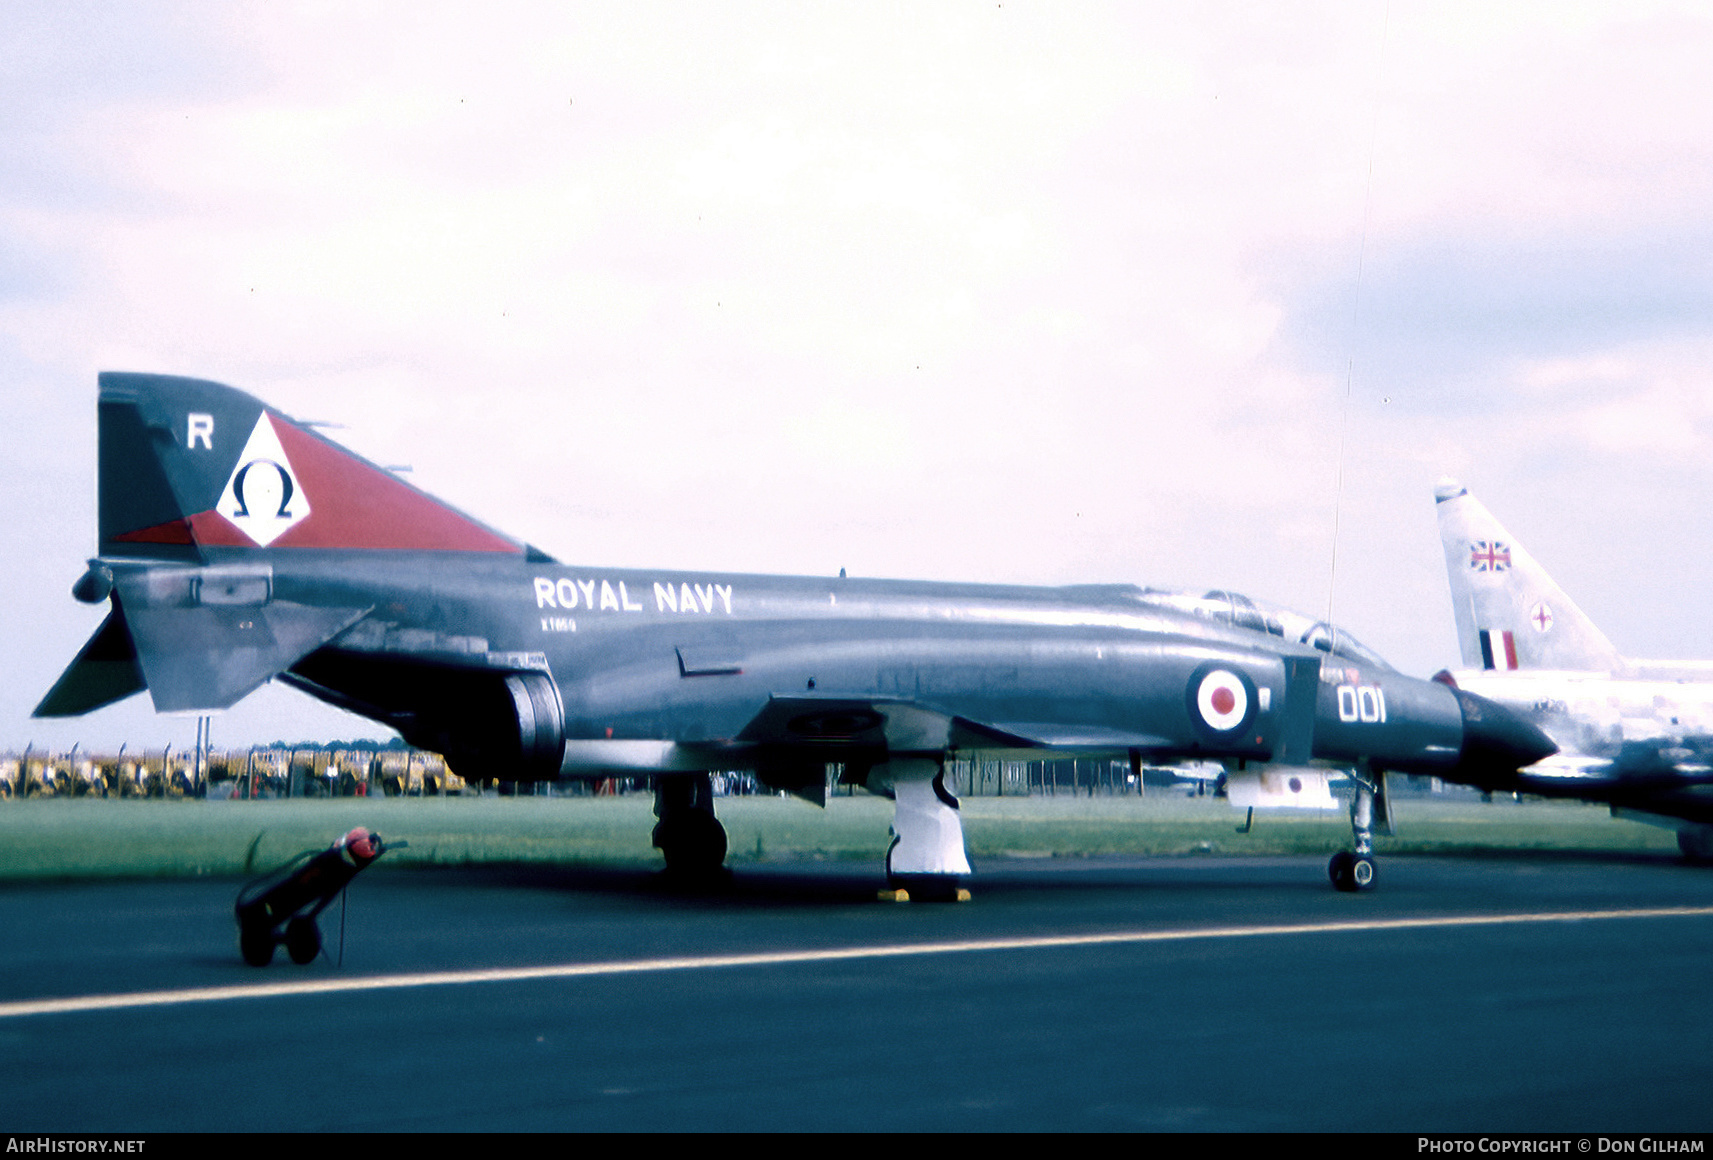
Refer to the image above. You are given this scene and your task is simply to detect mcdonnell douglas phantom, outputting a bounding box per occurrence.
[36,374,1553,894]
[1434,481,1713,861]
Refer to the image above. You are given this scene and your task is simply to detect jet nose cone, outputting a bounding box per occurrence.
[1451,688,1557,776]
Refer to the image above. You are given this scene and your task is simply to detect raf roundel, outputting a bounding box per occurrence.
[1195,668,1249,732]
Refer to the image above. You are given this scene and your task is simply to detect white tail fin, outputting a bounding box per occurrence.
[1434,481,1622,672]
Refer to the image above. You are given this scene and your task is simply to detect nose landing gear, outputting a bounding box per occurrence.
[1329,768,1387,892]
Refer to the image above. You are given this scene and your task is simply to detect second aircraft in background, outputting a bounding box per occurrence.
[1433,481,1713,860]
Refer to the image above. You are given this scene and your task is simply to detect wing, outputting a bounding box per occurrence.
[1513,741,1713,825]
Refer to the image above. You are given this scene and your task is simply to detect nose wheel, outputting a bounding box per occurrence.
[1328,850,1377,892]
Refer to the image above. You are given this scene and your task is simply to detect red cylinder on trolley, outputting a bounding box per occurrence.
[235,828,393,966]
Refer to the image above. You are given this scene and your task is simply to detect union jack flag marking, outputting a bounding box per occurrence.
[1470,541,1511,572]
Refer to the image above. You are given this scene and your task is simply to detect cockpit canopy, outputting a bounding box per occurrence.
[1134,588,1394,671]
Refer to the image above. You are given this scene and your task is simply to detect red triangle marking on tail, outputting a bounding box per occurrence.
[189,414,521,552]
[269,418,519,552]
[185,510,257,547]
[112,518,197,545]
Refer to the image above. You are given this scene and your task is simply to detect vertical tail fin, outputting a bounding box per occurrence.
[1434,480,1621,672]
[40,373,537,718]
[97,372,524,557]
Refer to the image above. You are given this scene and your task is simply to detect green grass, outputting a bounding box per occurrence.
[0,791,1682,880]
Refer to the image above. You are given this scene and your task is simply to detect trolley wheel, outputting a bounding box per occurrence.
[285,917,321,965]
[239,924,276,968]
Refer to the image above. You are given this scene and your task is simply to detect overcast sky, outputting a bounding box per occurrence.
[6,2,1713,754]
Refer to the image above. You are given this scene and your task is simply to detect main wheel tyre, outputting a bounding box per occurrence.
[285,917,321,965]
[654,813,728,877]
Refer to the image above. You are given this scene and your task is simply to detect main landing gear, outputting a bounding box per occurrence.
[652,773,729,880]
[1328,769,1386,893]
[653,762,971,901]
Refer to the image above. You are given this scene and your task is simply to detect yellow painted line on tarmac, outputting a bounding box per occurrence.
[6,905,1713,1020]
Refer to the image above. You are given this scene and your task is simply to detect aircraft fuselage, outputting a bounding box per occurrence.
[90,546,1509,793]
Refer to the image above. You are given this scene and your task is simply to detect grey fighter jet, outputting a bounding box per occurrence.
[1434,481,1713,861]
[35,374,1553,894]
